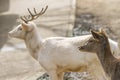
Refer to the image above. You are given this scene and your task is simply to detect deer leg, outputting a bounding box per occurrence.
[58,72,64,80]
[48,70,59,80]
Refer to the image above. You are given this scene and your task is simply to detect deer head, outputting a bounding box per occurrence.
[79,29,109,53]
[8,6,48,39]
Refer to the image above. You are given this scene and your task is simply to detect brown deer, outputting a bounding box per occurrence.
[79,29,120,80]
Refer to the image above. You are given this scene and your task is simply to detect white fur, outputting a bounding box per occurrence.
[109,39,120,56]
[8,22,119,80]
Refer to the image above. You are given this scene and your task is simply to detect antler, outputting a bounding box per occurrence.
[20,5,48,23]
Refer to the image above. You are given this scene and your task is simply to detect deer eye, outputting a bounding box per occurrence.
[18,27,22,30]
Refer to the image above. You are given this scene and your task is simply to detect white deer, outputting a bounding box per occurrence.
[8,6,119,80]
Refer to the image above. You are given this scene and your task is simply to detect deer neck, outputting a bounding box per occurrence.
[97,40,117,78]
[24,29,43,60]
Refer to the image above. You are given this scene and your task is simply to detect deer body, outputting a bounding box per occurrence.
[79,29,120,80]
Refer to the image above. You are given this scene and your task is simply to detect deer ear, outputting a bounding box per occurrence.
[21,22,29,31]
[99,28,108,37]
[91,30,101,40]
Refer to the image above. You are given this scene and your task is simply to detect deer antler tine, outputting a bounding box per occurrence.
[40,8,44,14]
[44,5,48,12]
[27,8,33,16]
[41,5,48,14]
[23,16,28,20]
[20,16,27,23]
[20,16,25,21]
[34,8,37,14]
[45,5,48,11]
[37,6,48,16]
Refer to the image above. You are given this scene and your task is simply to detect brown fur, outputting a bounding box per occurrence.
[79,29,120,80]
